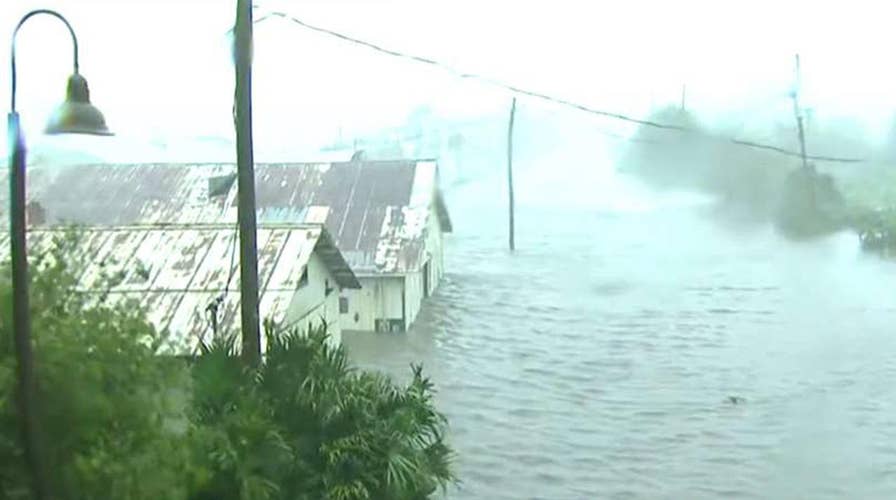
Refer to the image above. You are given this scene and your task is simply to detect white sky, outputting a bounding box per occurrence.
[2,0,895,162]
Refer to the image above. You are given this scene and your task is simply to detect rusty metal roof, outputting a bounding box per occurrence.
[12,160,451,274]
[0,223,359,355]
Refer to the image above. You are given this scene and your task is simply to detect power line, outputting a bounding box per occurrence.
[256,10,865,164]
[200,74,248,349]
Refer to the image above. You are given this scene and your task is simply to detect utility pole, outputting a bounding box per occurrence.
[791,53,815,209]
[234,0,261,365]
[680,84,687,111]
[791,54,810,171]
[507,97,517,251]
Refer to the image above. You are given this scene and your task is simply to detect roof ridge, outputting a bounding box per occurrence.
[24,222,328,232]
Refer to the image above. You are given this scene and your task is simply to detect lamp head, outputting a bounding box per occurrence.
[45,73,112,135]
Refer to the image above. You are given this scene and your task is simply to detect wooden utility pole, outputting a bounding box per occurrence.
[791,54,810,171]
[234,0,261,364]
[507,97,517,251]
[791,53,815,209]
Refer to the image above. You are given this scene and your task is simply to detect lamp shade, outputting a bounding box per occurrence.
[45,73,112,135]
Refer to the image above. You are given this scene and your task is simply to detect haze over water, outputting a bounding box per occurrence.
[345,143,896,499]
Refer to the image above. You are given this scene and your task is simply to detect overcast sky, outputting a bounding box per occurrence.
[2,0,894,163]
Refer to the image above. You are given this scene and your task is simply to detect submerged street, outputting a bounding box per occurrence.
[345,151,896,499]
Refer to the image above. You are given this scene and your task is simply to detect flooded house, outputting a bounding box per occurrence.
[0,223,359,353]
[16,159,452,333]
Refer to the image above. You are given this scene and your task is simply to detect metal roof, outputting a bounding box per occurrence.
[0,223,359,355]
[10,160,452,274]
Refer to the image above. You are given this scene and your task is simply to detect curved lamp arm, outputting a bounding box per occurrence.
[10,9,79,112]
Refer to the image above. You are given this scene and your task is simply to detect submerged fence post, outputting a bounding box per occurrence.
[507,96,517,251]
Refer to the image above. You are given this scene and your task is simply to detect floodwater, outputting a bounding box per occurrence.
[343,149,896,499]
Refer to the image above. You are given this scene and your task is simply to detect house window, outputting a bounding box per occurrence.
[339,297,349,314]
[298,267,308,288]
[375,319,405,333]
[325,279,334,296]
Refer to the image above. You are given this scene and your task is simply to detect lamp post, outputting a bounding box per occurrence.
[8,10,112,499]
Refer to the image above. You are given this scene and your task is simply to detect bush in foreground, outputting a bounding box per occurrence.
[188,324,454,500]
[0,234,189,499]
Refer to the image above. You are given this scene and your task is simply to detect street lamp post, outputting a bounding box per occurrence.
[8,10,112,499]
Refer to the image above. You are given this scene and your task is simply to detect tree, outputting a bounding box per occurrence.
[617,106,713,189]
[618,106,800,222]
[0,232,190,499]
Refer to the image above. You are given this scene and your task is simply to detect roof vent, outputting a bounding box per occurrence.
[304,205,330,224]
[208,173,237,198]
[26,201,46,227]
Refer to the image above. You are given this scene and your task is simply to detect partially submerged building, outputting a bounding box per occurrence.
[0,223,359,353]
[17,160,452,333]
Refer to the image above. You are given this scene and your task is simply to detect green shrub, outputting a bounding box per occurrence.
[188,324,455,500]
[0,233,190,499]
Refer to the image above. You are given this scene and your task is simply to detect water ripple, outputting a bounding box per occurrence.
[344,203,896,500]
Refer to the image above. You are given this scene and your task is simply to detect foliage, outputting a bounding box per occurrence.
[838,163,896,210]
[774,167,848,237]
[1,230,454,499]
[846,206,896,256]
[617,106,888,239]
[826,161,896,256]
[0,232,190,499]
[617,106,711,189]
[618,106,790,214]
[188,323,454,500]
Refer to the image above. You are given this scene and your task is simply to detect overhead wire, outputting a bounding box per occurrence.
[201,79,243,349]
[254,9,866,164]
[201,5,869,350]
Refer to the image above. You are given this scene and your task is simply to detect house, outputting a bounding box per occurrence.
[0,223,360,354]
[15,159,452,333]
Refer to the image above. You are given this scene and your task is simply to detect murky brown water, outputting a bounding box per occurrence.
[344,171,896,499]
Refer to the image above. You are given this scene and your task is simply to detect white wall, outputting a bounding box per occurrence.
[339,278,375,331]
[337,208,448,333]
[405,268,426,328]
[425,208,446,289]
[283,253,342,346]
[403,210,445,329]
[339,276,405,332]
